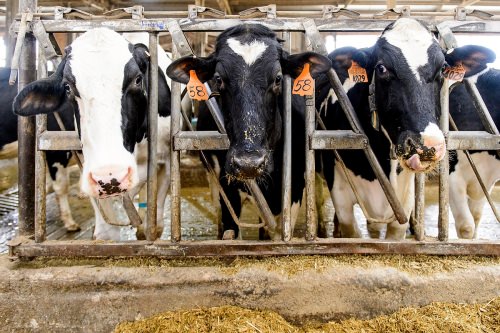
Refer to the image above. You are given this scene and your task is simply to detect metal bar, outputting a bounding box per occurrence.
[448,131,500,150]
[17,1,37,238]
[464,79,500,138]
[302,19,407,226]
[5,0,19,68]
[34,52,47,243]
[438,80,450,241]
[305,94,317,240]
[174,131,229,150]
[14,19,500,34]
[170,44,182,243]
[281,30,292,242]
[310,130,368,149]
[414,173,425,241]
[146,32,159,241]
[38,131,81,150]
[9,239,500,258]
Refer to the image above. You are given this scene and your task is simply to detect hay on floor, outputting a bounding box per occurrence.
[114,297,500,333]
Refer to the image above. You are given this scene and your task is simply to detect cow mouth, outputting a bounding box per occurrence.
[402,154,438,172]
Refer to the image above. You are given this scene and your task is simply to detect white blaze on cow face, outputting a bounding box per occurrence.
[69,28,139,197]
[420,122,446,160]
[227,38,268,66]
[382,18,434,83]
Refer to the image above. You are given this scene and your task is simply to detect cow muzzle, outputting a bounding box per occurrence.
[399,134,446,172]
[227,150,269,180]
[87,165,135,198]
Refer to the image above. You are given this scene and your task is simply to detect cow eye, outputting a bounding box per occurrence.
[376,64,387,75]
[135,75,143,86]
[274,74,282,85]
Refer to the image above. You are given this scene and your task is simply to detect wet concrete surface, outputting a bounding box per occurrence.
[1,160,499,253]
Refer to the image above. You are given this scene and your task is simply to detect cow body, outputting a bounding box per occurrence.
[167,24,331,239]
[0,67,80,231]
[317,18,446,239]
[14,28,172,240]
[445,45,500,239]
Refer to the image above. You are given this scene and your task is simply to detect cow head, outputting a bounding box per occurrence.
[167,24,330,180]
[350,18,446,172]
[13,28,171,198]
[444,44,496,77]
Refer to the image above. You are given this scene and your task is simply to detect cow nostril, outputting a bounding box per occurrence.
[232,153,266,175]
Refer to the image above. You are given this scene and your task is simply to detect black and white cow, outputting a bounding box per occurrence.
[445,45,499,239]
[167,24,331,239]
[317,18,446,239]
[13,28,172,240]
[0,67,80,231]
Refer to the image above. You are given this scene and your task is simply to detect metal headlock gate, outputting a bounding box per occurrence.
[7,2,500,258]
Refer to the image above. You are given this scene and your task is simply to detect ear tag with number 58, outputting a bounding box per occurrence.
[292,63,314,96]
[348,61,368,83]
[187,70,208,101]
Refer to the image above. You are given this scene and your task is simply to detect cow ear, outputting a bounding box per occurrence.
[166,55,216,84]
[281,52,331,78]
[328,46,359,73]
[445,45,496,76]
[13,58,67,117]
[351,47,375,70]
[132,43,150,73]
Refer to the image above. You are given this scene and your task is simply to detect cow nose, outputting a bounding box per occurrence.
[232,152,266,178]
[421,124,446,161]
[89,166,132,197]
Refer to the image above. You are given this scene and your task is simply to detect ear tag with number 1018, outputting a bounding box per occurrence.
[187,70,209,101]
[292,63,314,96]
[348,61,368,83]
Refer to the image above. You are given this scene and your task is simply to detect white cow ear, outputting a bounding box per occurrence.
[166,55,216,84]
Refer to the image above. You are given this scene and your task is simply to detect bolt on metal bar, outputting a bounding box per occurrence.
[438,80,450,241]
[302,18,407,226]
[34,52,47,243]
[281,30,292,241]
[146,32,159,241]
[170,43,182,242]
[414,173,425,241]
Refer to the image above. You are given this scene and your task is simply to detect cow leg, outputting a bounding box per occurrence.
[91,199,121,240]
[51,163,80,232]
[468,196,486,239]
[220,181,242,240]
[315,173,328,238]
[155,162,170,239]
[449,176,475,239]
[331,168,361,238]
[366,221,384,239]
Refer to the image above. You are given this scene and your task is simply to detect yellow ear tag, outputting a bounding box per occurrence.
[348,61,368,83]
[292,63,314,96]
[187,70,209,101]
[443,63,466,82]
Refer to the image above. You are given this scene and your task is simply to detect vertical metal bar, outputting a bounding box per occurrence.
[6,0,19,68]
[170,43,182,242]
[281,30,292,241]
[34,53,47,243]
[414,173,425,241]
[17,0,37,237]
[146,32,159,241]
[438,79,450,241]
[305,93,316,241]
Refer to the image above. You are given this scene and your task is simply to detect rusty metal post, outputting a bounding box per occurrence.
[438,80,450,241]
[305,93,317,241]
[34,53,47,243]
[6,0,19,68]
[170,43,182,242]
[414,173,425,241]
[146,32,159,241]
[17,0,37,237]
[281,31,292,241]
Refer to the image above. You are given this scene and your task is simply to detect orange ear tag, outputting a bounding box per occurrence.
[186,70,209,101]
[443,63,466,82]
[348,61,368,83]
[292,63,314,96]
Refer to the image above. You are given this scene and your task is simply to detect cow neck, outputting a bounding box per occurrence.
[368,71,397,160]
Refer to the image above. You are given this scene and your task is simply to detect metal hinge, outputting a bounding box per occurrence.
[239,4,277,19]
[322,6,360,19]
[187,5,225,19]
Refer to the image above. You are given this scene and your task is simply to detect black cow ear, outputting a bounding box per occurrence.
[13,58,67,117]
[132,43,150,73]
[166,55,216,84]
[327,46,359,72]
[281,52,331,78]
[445,45,496,76]
[352,47,374,70]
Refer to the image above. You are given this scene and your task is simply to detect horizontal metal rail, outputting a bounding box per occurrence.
[9,239,500,257]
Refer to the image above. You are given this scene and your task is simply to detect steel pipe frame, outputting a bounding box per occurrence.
[11,14,500,258]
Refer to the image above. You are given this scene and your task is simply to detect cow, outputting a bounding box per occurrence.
[0,67,80,232]
[445,44,499,239]
[13,28,172,240]
[316,18,446,240]
[167,24,331,240]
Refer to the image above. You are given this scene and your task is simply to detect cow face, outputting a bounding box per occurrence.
[353,18,446,172]
[13,28,168,198]
[167,24,330,180]
[444,44,496,77]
